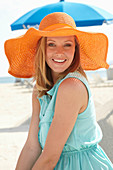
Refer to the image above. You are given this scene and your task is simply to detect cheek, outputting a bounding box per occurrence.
[67,48,75,59]
[46,49,53,58]
[46,49,51,61]
[72,46,76,54]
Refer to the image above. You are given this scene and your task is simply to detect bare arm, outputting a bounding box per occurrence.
[15,85,42,170]
[32,78,88,170]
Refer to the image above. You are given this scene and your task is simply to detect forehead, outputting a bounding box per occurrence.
[46,36,75,41]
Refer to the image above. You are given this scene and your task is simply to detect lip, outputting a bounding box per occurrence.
[52,59,67,64]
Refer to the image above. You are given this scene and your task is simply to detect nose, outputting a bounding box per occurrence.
[55,46,64,54]
[55,53,64,58]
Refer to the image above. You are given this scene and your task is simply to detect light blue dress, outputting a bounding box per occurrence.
[38,71,113,170]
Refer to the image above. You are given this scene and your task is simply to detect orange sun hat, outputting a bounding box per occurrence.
[4,12,109,78]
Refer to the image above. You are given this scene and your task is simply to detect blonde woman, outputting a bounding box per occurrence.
[5,12,113,170]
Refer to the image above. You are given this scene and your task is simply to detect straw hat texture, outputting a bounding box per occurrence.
[4,12,109,78]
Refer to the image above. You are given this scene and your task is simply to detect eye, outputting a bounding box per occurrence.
[64,43,72,47]
[47,43,56,47]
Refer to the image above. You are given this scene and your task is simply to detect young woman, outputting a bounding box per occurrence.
[4,12,113,170]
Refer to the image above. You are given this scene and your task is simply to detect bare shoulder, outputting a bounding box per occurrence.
[32,84,38,97]
[32,84,40,116]
[32,84,39,101]
[57,77,88,113]
[58,77,88,97]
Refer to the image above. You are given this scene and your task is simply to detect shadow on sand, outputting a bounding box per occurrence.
[0,117,31,133]
[98,109,113,163]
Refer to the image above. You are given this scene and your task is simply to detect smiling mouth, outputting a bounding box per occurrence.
[52,59,66,63]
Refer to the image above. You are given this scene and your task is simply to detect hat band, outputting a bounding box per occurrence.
[40,23,76,31]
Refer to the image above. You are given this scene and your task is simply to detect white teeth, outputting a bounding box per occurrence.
[53,59,66,63]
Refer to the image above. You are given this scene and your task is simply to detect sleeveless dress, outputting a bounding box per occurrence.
[37,71,113,170]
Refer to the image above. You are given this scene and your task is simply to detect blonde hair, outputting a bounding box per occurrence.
[34,36,87,97]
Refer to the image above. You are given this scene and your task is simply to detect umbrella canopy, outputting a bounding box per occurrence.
[11,0,113,31]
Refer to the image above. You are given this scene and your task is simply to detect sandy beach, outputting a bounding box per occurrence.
[0,82,113,170]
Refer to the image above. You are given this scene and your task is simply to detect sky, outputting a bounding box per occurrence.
[0,0,113,77]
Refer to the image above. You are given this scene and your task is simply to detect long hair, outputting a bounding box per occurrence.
[34,36,87,97]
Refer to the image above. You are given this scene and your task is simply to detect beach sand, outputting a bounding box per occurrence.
[0,82,113,170]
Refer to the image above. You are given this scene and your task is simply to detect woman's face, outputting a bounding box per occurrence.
[46,36,75,76]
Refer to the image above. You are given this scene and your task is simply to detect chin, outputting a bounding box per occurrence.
[53,69,67,74]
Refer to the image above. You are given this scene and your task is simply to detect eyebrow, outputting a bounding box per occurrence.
[64,40,73,43]
[47,40,56,42]
[47,40,73,43]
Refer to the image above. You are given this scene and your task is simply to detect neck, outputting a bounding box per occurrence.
[51,71,59,84]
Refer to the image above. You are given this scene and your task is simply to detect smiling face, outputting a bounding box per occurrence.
[46,36,76,81]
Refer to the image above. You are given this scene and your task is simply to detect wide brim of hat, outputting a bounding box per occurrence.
[4,27,109,78]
